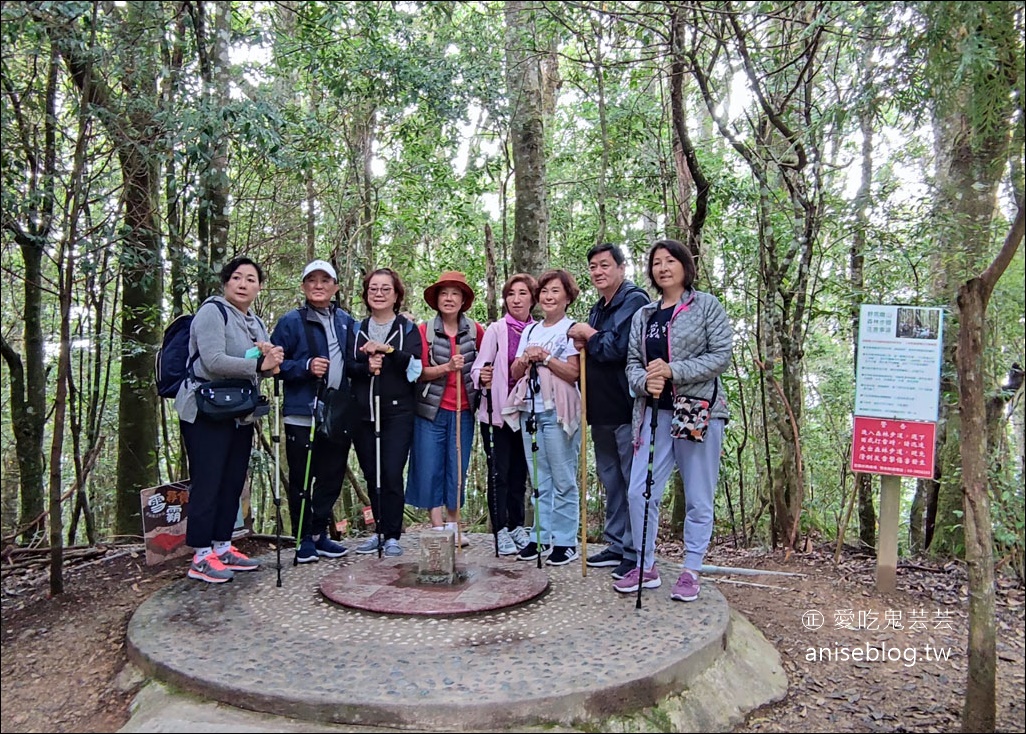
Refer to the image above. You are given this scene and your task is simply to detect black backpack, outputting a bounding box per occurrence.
[156,301,228,398]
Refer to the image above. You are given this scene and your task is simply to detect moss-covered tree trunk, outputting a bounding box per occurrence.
[505,0,549,276]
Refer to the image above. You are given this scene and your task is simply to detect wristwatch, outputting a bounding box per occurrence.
[385,345,395,355]
[543,354,552,367]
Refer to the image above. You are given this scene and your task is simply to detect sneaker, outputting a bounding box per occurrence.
[611,558,636,580]
[314,535,349,558]
[671,569,701,602]
[383,538,403,557]
[216,546,259,572]
[510,526,531,550]
[355,536,382,554]
[296,537,319,564]
[187,554,234,583]
[516,543,552,562]
[546,546,580,566]
[586,548,623,568]
[496,528,518,556]
[446,523,470,547]
[613,566,661,593]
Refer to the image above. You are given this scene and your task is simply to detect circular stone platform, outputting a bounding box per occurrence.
[127,534,732,731]
[320,554,549,615]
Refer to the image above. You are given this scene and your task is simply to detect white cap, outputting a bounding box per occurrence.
[302,259,337,281]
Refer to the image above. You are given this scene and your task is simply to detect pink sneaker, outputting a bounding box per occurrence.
[671,569,701,601]
[612,566,661,593]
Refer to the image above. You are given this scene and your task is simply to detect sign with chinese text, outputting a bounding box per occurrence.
[851,417,936,479]
[854,305,944,422]
[140,481,190,566]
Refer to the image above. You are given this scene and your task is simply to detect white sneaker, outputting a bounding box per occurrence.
[510,526,530,550]
[445,522,470,547]
[496,528,518,555]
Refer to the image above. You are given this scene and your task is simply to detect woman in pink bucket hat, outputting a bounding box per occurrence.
[405,271,484,544]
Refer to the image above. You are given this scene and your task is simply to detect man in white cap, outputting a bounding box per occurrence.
[271,259,355,562]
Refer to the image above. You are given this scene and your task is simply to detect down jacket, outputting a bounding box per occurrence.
[626,288,732,446]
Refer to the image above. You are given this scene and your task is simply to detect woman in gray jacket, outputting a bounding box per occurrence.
[614,240,732,602]
[175,257,283,583]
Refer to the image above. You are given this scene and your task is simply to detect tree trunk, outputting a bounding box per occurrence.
[851,36,876,552]
[55,2,166,536]
[505,0,548,276]
[956,203,1023,733]
[924,2,1018,558]
[0,46,59,545]
[484,223,498,323]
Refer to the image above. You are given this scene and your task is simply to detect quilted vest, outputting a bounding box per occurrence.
[416,314,479,420]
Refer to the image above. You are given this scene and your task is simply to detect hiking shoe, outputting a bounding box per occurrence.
[611,558,635,580]
[496,528,518,556]
[217,546,260,571]
[314,535,348,558]
[510,526,531,550]
[586,548,623,568]
[546,546,580,566]
[355,536,382,554]
[671,570,701,602]
[613,566,661,593]
[516,543,552,561]
[187,554,234,583]
[296,537,319,564]
[383,538,403,557]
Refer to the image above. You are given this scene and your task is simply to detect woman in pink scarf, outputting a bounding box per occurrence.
[471,273,538,555]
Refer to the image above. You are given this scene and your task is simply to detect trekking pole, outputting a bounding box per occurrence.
[455,368,464,551]
[373,374,383,559]
[483,363,499,557]
[294,378,323,566]
[528,362,542,570]
[637,396,659,610]
[579,348,588,577]
[272,377,283,587]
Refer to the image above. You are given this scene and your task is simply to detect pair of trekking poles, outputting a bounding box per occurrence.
[267,369,389,587]
[521,353,661,609]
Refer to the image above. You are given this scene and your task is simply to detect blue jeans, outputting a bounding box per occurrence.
[406,408,475,511]
[520,409,581,547]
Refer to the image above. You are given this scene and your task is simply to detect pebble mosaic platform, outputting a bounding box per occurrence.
[127,534,731,731]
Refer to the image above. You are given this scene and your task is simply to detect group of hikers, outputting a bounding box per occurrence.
[171,238,733,605]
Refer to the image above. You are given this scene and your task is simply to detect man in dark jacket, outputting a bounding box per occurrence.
[568,243,650,580]
[271,260,355,563]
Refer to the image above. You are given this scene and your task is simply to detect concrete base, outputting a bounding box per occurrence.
[124,535,786,732]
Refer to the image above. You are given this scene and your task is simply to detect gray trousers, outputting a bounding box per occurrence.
[628,409,725,572]
[592,423,636,562]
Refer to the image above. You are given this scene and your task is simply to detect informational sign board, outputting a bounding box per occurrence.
[141,481,190,566]
[851,416,937,479]
[854,305,944,423]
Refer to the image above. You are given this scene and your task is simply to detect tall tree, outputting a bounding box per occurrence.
[687,1,830,547]
[0,24,59,544]
[957,204,1023,732]
[46,1,166,535]
[505,0,551,275]
[917,2,1022,557]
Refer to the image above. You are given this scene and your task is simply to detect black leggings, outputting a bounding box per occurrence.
[351,408,414,540]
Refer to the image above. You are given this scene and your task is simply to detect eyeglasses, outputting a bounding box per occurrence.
[367,287,394,295]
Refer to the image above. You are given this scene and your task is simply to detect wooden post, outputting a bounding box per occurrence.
[876,474,900,593]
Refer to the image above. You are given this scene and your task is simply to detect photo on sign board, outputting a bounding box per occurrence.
[895,307,939,340]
